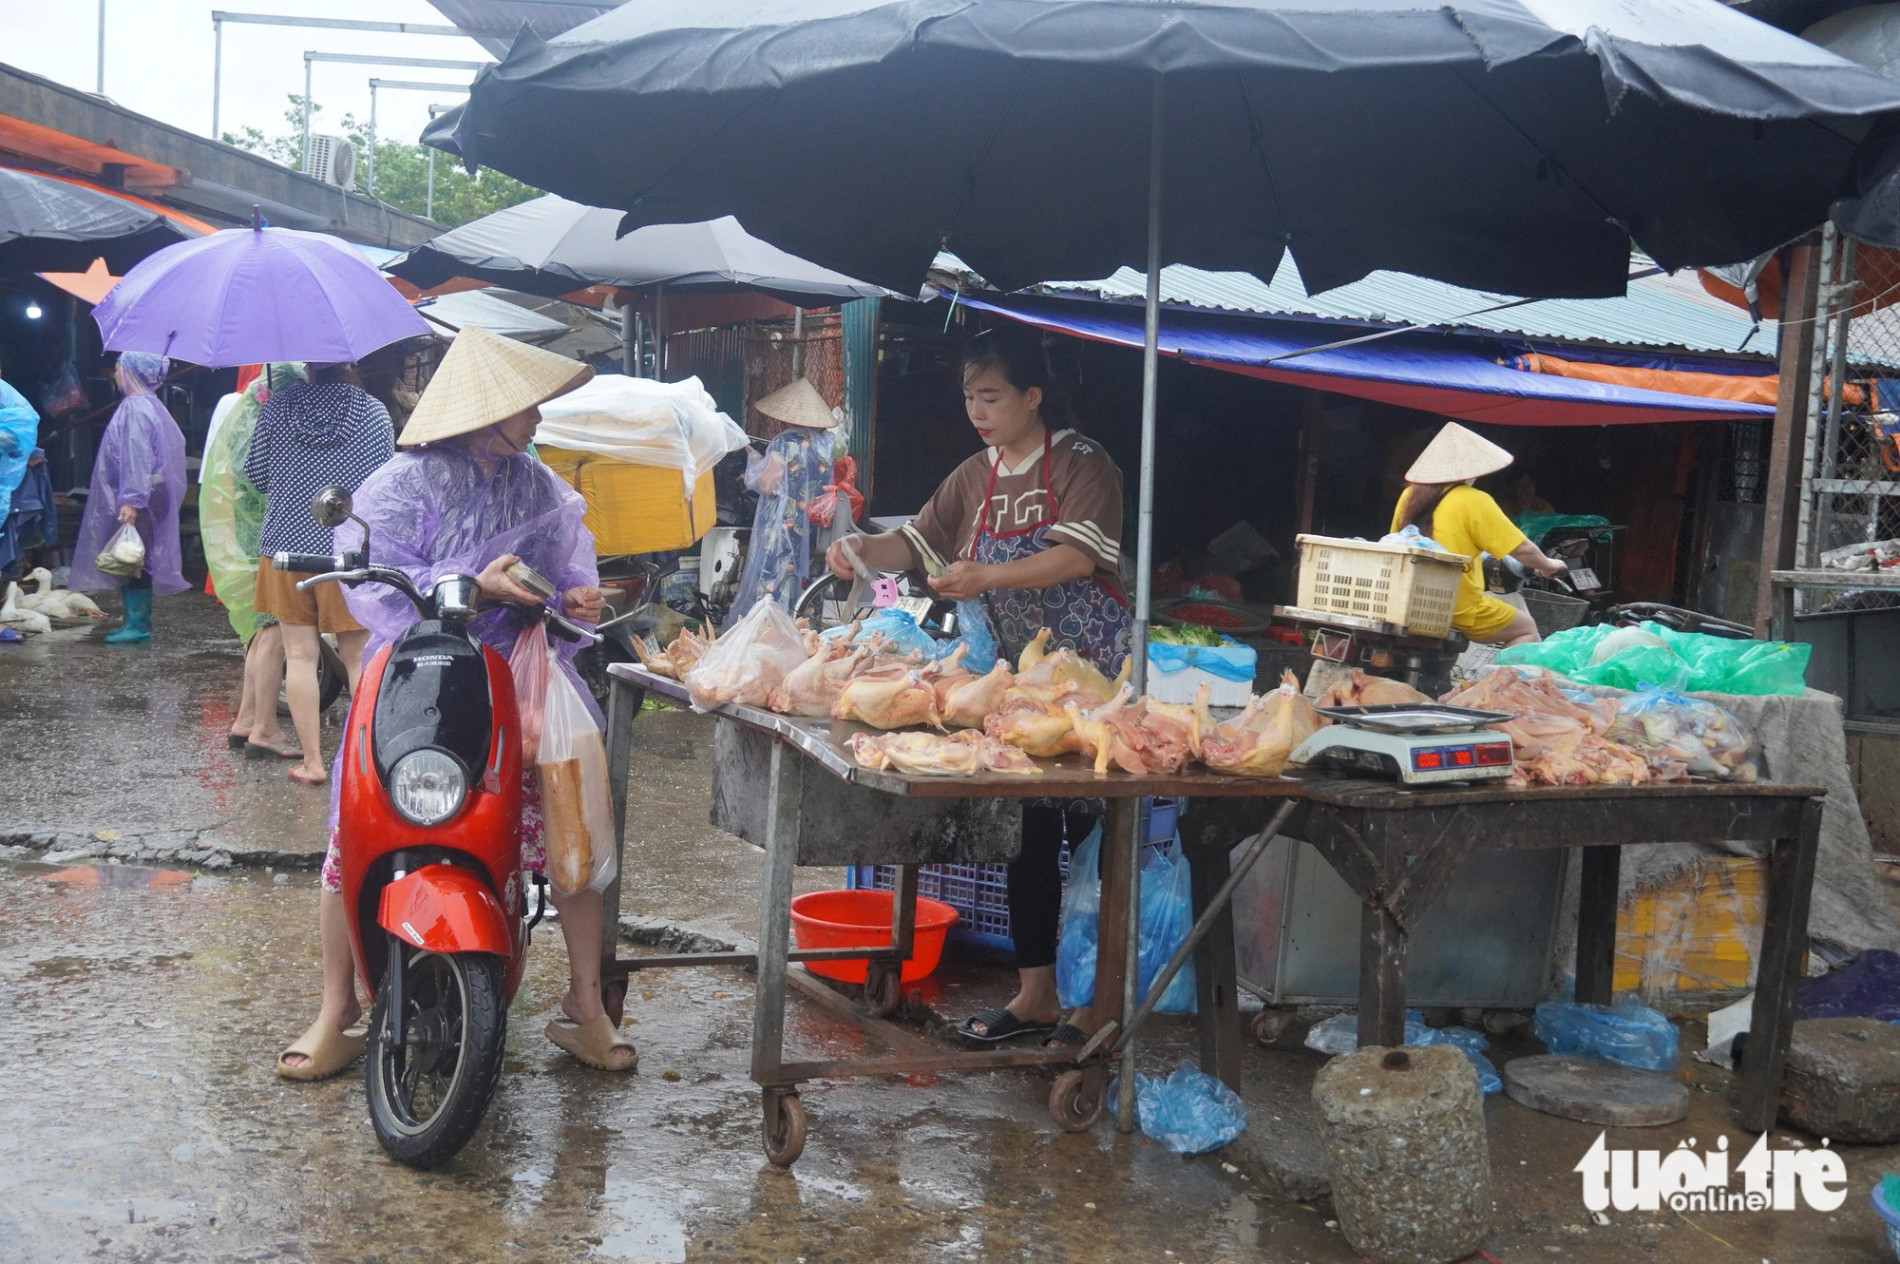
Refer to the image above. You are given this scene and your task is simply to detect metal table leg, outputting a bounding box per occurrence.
[752,739,808,1165]
[600,675,642,1025]
[1574,845,1621,1008]
[1739,798,1824,1132]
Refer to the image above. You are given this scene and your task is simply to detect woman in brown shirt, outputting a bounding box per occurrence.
[824,324,1130,1049]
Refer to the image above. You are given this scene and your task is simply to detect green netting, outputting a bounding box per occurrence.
[200,364,306,643]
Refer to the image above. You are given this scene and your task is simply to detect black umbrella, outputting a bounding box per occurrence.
[386,194,892,305]
[0,168,190,273]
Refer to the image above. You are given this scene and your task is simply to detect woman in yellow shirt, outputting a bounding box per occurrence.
[1391,423,1567,648]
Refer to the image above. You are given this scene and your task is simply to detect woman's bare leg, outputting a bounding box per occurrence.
[244,625,292,749]
[280,623,327,782]
[279,889,363,1069]
[1488,608,1543,649]
[550,886,609,1023]
[337,628,369,695]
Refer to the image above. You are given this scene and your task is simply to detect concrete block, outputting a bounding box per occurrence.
[1503,1054,1688,1127]
[1779,1018,1900,1144]
[1314,1045,1491,1264]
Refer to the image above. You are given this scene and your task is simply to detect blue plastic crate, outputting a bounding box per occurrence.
[846,798,1184,954]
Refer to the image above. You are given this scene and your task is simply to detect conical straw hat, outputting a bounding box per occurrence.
[399,325,594,447]
[1404,421,1515,484]
[753,377,837,430]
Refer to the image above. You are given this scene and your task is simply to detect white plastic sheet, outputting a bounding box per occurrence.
[533,374,748,496]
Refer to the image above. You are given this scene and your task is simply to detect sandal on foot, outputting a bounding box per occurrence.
[227,732,249,749]
[545,1016,637,1072]
[1042,1023,1088,1050]
[277,1020,366,1081]
[958,1007,1056,1044]
[246,739,303,760]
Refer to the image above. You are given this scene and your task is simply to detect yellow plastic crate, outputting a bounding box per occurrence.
[538,445,715,556]
[1294,533,1467,638]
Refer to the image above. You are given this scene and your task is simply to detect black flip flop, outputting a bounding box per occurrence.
[958,1007,1056,1044]
[1042,1023,1087,1050]
[226,732,248,749]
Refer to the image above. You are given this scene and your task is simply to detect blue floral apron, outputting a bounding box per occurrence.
[969,430,1132,676]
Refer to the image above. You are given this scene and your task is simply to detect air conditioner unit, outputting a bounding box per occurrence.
[303,133,357,190]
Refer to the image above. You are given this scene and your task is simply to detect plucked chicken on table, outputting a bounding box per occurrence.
[1200,672,1322,777]
[1441,666,1650,787]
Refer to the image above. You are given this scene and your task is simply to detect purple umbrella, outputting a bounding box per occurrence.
[92,218,430,366]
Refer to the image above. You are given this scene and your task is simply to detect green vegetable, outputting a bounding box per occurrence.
[1151,622,1225,647]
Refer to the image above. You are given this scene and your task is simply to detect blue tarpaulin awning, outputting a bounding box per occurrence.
[953,291,1775,428]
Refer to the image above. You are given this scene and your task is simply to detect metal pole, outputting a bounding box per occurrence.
[96,0,106,94]
[302,54,313,170]
[1117,73,1165,1137]
[620,297,637,375]
[654,284,666,379]
[367,81,377,195]
[212,17,222,138]
[426,146,436,218]
[1795,224,1838,576]
[791,306,804,377]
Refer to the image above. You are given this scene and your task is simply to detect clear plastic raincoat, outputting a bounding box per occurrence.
[335,441,602,721]
[728,425,832,625]
[0,379,40,524]
[199,364,306,642]
[69,353,188,594]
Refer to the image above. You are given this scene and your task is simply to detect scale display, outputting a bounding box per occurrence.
[1294,703,1518,785]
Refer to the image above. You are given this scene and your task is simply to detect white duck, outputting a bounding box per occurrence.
[0,583,52,635]
[16,567,104,619]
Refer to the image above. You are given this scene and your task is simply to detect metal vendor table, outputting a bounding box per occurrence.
[601,661,1302,1165]
[1178,778,1826,1133]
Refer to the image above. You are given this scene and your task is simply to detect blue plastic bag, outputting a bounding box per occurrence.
[1055,824,1103,1010]
[1534,999,1679,1072]
[1303,1011,1501,1093]
[1146,635,1256,682]
[1114,1062,1249,1154]
[821,607,939,658]
[1138,839,1198,1015]
[1057,827,1198,1013]
[936,597,1003,671]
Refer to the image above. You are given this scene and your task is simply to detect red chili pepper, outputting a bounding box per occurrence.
[1169,602,1247,628]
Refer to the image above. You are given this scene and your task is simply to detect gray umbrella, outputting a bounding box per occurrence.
[386,194,892,305]
[0,167,188,272]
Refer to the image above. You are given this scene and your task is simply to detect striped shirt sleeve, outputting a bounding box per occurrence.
[1044,435,1123,571]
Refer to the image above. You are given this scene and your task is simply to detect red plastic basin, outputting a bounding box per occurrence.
[789,889,959,984]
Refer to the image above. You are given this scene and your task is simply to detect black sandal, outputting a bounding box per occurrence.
[959,1007,1056,1044]
[1042,1023,1087,1050]
[226,732,248,749]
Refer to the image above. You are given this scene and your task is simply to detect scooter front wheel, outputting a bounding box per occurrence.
[365,946,507,1169]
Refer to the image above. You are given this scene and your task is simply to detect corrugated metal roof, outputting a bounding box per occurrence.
[1030,254,1774,359]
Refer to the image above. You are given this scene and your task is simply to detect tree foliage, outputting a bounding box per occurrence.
[222,96,540,228]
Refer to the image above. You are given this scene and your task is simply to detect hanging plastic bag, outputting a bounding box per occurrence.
[1113,1062,1249,1154]
[806,454,866,528]
[537,646,617,895]
[94,522,146,580]
[1055,823,1103,1010]
[1137,839,1197,1015]
[1533,999,1679,1072]
[686,598,808,710]
[508,621,552,765]
[1608,685,1760,782]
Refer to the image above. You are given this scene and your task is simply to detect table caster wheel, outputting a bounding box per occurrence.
[1048,1066,1107,1133]
[762,1088,806,1167]
[1251,1008,1306,1050]
[863,961,902,1017]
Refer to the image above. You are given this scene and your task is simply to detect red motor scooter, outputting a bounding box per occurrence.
[275,487,598,1169]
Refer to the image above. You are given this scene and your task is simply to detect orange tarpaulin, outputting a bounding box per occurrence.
[1509,351,1865,408]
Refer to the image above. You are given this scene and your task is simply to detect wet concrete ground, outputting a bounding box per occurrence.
[5,591,1900,1263]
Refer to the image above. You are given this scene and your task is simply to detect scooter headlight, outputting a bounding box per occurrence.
[389,749,467,826]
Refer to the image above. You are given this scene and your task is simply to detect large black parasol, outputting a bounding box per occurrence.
[0,168,190,273]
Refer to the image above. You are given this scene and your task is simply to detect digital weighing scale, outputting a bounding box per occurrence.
[1291,703,1517,785]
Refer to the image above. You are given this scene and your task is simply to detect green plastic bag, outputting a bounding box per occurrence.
[1497,621,1809,696]
[1496,624,1691,691]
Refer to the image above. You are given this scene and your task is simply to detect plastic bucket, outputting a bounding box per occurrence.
[1873,1182,1900,1261]
[790,890,959,984]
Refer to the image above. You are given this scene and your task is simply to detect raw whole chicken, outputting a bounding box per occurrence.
[1315,670,1431,709]
[1201,672,1322,777]
[983,685,1085,757]
[632,625,715,681]
[685,601,808,710]
[1014,628,1129,704]
[938,659,1015,729]
[832,667,942,729]
[1441,667,1650,787]
[850,729,1042,777]
[767,640,871,716]
[1063,684,1209,776]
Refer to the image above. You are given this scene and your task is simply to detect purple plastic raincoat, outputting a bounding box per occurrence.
[69,353,188,594]
[336,442,601,720]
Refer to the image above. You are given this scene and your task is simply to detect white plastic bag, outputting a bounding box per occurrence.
[537,649,616,895]
[685,599,808,710]
[507,622,551,765]
[95,522,146,579]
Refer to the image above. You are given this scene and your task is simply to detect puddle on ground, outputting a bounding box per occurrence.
[44,864,194,888]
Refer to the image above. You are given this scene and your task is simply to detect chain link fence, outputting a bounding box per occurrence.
[1801,230,1900,564]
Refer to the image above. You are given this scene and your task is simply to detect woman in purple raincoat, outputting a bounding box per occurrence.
[69,353,187,643]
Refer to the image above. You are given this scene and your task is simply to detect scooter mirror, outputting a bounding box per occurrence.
[311,486,354,529]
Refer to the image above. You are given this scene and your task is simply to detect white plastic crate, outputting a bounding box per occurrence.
[1294,533,1467,638]
[1147,662,1253,707]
